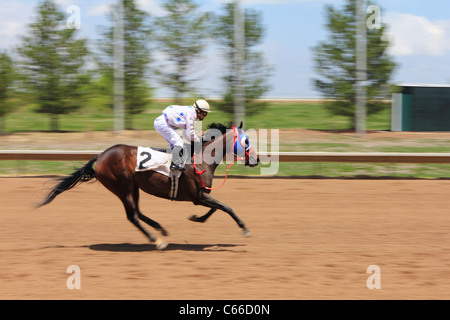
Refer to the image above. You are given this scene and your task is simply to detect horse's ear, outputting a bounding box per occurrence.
[239,121,243,129]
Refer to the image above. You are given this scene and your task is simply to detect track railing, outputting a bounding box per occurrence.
[2,150,450,164]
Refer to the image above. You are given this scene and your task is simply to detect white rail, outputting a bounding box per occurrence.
[2,150,450,164]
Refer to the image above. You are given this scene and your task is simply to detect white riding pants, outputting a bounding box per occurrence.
[154,115,184,149]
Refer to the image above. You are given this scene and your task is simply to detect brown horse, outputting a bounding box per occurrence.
[38,122,259,249]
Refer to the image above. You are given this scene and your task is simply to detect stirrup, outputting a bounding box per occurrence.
[170,162,185,171]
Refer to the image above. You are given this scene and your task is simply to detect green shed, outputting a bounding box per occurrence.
[391,84,450,131]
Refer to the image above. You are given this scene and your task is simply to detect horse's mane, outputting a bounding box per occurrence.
[202,122,232,143]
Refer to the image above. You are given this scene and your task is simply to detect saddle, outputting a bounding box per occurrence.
[150,147,171,154]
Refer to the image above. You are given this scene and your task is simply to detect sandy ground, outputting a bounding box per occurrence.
[3,129,450,151]
[1,177,450,300]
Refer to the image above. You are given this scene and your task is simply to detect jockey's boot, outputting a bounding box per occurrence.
[170,146,186,171]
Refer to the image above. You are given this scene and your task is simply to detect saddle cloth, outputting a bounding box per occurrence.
[135,147,177,177]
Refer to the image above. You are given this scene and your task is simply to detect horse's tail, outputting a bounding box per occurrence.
[38,155,98,207]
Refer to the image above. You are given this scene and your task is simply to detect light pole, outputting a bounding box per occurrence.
[355,0,367,137]
[234,0,245,126]
[114,0,125,132]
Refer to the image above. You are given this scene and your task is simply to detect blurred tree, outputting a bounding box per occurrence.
[18,0,89,131]
[0,52,15,133]
[312,0,396,129]
[97,0,153,129]
[154,0,210,104]
[214,2,272,116]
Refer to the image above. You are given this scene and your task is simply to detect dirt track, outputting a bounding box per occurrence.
[1,177,450,299]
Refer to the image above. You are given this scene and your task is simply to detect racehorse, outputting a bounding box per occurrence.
[38,122,259,249]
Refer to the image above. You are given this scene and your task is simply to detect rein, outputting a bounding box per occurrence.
[193,126,241,191]
[193,156,235,191]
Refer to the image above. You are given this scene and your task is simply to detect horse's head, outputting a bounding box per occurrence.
[233,122,259,167]
[201,122,259,167]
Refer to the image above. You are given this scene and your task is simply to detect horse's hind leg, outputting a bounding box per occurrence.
[138,211,169,237]
[121,192,168,249]
[133,185,169,236]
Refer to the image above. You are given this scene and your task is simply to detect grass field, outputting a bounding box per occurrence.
[3,159,450,179]
[2,100,391,133]
[2,100,450,178]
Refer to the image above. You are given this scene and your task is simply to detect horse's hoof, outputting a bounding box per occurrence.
[242,229,252,238]
[189,215,202,222]
[155,239,168,250]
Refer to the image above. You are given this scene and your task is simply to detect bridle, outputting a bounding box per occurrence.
[192,126,253,191]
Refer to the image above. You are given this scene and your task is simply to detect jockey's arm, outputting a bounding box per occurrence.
[185,112,201,144]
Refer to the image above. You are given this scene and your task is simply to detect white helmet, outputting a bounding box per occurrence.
[194,99,210,113]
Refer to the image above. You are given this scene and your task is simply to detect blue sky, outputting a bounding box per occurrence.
[1,0,450,98]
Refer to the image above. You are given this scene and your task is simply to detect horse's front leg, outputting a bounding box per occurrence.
[197,193,251,237]
[189,208,216,223]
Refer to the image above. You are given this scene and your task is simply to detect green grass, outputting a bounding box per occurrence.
[2,100,391,133]
[0,160,81,175]
[2,158,450,179]
[213,161,450,179]
[4,102,165,132]
[244,102,391,130]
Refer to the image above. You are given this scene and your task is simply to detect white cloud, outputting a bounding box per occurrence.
[0,21,23,37]
[87,3,112,16]
[385,12,450,57]
[54,0,76,6]
[136,0,165,15]
[0,1,33,49]
[213,0,335,4]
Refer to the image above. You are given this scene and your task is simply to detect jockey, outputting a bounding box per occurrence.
[154,99,210,171]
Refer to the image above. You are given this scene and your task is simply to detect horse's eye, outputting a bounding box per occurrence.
[241,137,250,150]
